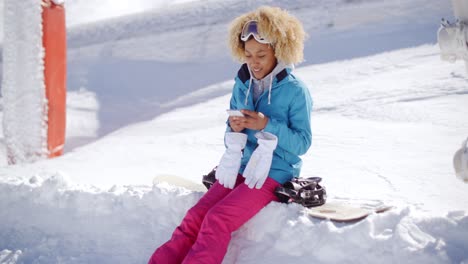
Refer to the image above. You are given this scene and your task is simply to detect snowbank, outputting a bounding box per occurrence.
[0,175,198,263]
[0,176,467,263]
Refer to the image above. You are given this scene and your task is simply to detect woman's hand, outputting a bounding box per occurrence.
[229,110,269,132]
[229,116,246,132]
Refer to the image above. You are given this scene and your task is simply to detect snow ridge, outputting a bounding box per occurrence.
[0,175,201,263]
[0,177,467,263]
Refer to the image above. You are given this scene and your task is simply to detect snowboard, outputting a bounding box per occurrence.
[305,201,393,223]
[152,175,393,223]
[153,175,206,192]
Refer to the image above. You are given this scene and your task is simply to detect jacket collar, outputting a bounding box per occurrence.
[237,63,290,88]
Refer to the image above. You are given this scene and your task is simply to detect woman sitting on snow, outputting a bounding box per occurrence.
[148,6,312,264]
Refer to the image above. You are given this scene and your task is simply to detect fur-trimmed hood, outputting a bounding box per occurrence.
[228,6,306,65]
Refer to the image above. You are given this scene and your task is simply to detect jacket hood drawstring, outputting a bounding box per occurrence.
[268,74,273,104]
[245,74,252,105]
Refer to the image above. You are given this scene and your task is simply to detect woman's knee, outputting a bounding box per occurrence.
[201,206,233,234]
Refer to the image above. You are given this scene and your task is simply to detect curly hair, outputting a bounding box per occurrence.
[228,6,306,65]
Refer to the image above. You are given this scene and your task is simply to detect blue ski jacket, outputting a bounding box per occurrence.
[227,63,313,184]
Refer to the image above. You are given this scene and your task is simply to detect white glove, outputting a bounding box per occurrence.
[454,137,468,183]
[51,0,65,4]
[243,132,278,189]
[215,132,247,189]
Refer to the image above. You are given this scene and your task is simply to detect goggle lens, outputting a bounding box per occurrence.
[240,20,270,44]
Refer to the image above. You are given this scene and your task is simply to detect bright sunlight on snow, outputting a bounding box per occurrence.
[0,0,467,263]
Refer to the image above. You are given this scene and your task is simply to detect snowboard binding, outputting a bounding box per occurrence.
[202,167,217,190]
[275,177,327,208]
[202,168,327,208]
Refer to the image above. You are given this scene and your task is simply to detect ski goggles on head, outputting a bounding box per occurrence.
[240,20,270,44]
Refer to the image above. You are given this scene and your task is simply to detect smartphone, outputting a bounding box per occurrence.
[226,109,245,117]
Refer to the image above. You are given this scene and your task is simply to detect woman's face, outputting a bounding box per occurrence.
[244,38,277,79]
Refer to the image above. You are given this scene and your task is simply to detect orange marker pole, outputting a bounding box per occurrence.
[42,0,67,157]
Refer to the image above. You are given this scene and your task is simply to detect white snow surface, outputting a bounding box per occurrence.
[1,0,468,263]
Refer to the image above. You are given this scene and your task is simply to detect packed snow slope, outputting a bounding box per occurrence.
[1,0,468,263]
[0,44,467,263]
[1,0,453,138]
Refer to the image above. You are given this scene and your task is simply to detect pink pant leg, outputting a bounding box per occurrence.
[148,177,244,264]
[182,177,280,264]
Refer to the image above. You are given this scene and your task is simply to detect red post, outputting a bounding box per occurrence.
[42,0,67,157]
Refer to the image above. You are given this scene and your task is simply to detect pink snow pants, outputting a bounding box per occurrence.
[148,175,280,264]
